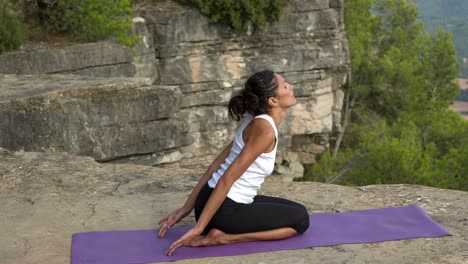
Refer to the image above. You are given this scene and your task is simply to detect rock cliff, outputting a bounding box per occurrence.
[0,148,467,264]
[0,0,349,177]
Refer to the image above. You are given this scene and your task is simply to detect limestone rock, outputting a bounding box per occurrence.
[0,74,189,160]
[275,150,305,180]
[0,0,350,177]
[0,42,135,77]
[333,88,345,132]
[135,0,349,169]
[132,17,159,81]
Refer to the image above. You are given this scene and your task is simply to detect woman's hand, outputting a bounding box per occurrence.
[166,226,203,256]
[158,207,191,238]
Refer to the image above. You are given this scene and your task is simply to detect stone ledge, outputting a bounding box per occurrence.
[0,42,135,76]
[0,75,188,160]
[0,74,153,102]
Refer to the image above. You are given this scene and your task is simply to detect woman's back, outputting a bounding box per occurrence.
[208,114,278,204]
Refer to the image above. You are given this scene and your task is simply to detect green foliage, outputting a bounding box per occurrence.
[303,0,467,192]
[401,109,468,157]
[427,147,468,191]
[306,110,468,191]
[411,0,468,77]
[345,0,425,120]
[345,0,458,118]
[347,120,432,186]
[301,148,358,183]
[344,0,460,120]
[41,0,138,48]
[0,0,24,54]
[416,29,460,110]
[184,0,290,30]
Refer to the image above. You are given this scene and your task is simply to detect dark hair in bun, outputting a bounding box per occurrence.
[228,70,278,121]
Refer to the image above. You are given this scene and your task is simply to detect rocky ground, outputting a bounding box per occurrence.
[0,148,467,264]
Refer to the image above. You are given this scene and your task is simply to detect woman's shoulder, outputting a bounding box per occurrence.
[242,117,277,153]
[248,117,276,139]
[253,114,277,134]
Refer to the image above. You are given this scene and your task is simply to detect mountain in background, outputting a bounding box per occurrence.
[411,0,468,77]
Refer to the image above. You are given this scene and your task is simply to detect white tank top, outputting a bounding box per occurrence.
[207,114,278,204]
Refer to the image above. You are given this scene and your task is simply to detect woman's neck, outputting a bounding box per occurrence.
[268,109,287,127]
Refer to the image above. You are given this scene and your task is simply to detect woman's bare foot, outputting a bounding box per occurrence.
[187,228,227,247]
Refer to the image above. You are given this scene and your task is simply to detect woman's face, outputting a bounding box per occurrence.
[273,73,297,108]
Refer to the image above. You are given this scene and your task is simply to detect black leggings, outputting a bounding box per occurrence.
[194,183,309,235]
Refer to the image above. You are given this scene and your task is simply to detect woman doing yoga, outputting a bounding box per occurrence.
[158,70,310,256]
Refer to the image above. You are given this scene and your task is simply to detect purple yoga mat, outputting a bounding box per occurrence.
[71,205,451,264]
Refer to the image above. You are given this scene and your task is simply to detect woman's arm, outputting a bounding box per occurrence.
[182,140,234,212]
[158,140,233,238]
[166,119,275,255]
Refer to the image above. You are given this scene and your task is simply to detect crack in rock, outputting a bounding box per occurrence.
[23,238,30,257]
[82,203,97,229]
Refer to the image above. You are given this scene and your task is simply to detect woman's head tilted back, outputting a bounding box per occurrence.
[228,70,278,121]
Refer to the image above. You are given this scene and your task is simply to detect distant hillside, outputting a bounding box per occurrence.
[411,0,468,77]
[456,90,468,102]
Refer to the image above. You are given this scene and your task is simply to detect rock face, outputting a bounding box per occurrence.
[1,148,467,264]
[0,75,189,161]
[136,0,349,175]
[0,0,349,177]
[0,42,136,77]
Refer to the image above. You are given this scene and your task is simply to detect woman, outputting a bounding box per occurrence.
[158,70,310,256]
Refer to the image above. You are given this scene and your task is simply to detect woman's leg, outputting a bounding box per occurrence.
[188,226,297,247]
[192,188,309,246]
[208,194,309,235]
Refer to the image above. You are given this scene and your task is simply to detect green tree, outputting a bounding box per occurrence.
[359,0,424,119]
[305,0,466,191]
[428,147,468,190]
[411,0,468,77]
[42,0,138,48]
[403,29,461,152]
[347,119,432,186]
[334,0,424,156]
[0,0,24,54]
[339,0,460,151]
[416,29,460,110]
[182,0,290,30]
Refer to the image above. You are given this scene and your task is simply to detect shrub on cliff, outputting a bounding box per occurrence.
[41,0,138,48]
[0,0,24,54]
[182,0,290,30]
